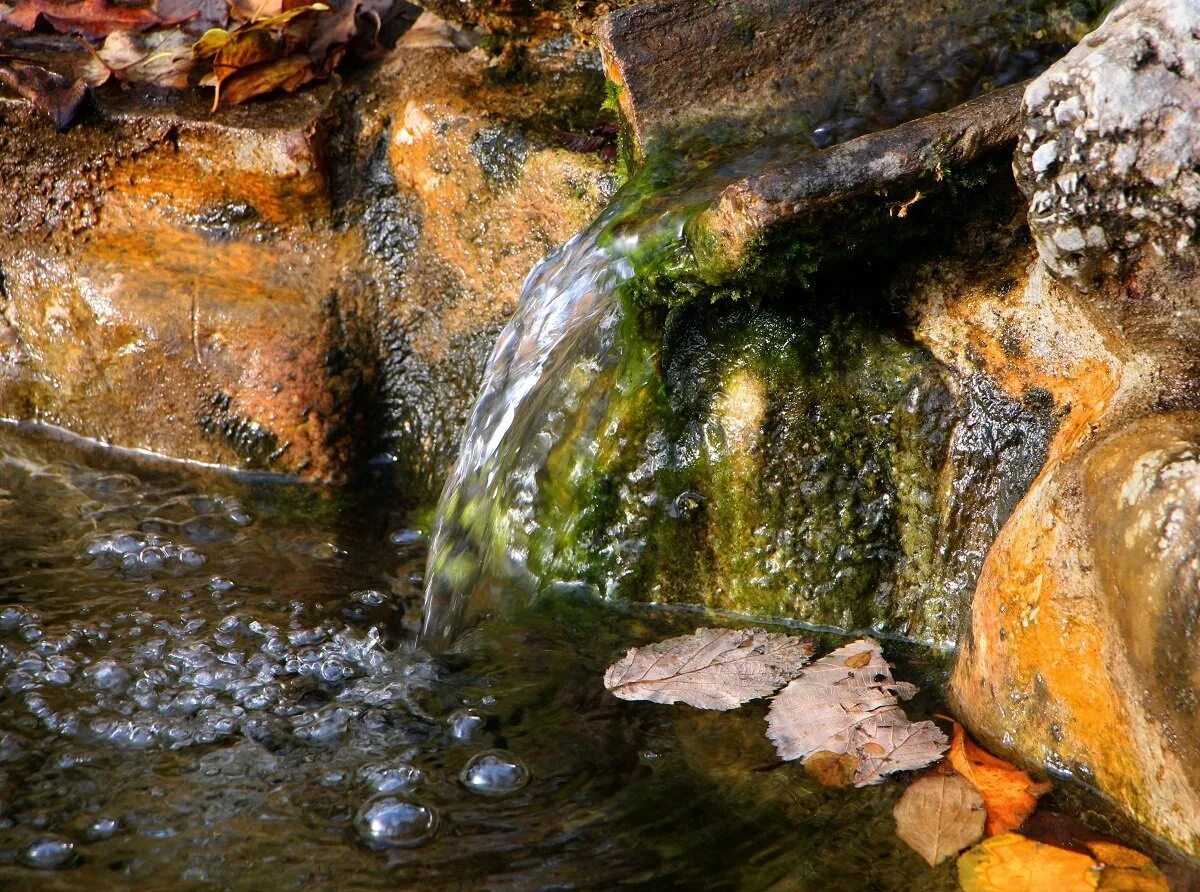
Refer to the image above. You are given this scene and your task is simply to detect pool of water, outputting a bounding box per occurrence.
[0,424,1180,891]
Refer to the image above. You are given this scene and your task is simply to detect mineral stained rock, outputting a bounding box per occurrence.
[951,0,1200,857]
[0,23,614,485]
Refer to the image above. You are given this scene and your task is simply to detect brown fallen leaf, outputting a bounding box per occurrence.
[804,750,859,788]
[946,720,1052,836]
[603,627,813,711]
[217,54,317,105]
[194,2,328,108]
[958,833,1100,891]
[0,59,88,129]
[894,771,986,866]
[0,0,185,39]
[86,28,195,88]
[766,638,947,786]
[853,715,951,786]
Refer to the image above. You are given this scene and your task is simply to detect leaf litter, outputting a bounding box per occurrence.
[0,0,419,126]
[604,626,1170,884]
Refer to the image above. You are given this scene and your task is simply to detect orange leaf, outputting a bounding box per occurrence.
[947,720,1052,835]
[958,833,1100,892]
[1086,842,1170,891]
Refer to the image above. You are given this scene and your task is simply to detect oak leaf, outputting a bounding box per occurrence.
[603,627,813,710]
[947,720,1052,836]
[958,833,1100,891]
[893,771,986,866]
[765,638,946,786]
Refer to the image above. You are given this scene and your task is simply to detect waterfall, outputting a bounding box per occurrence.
[419,155,746,647]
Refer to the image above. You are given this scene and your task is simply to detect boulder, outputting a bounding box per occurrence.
[950,0,1200,856]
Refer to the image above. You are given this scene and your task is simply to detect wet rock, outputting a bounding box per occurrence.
[0,86,369,483]
[360,32,615,494]
[0,22,614,488]
[689,84,1025,284]
[950,0,1200,857]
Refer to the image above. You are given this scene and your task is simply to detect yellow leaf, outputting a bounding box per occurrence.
[803,750,858,788]
[958,833,1100,892]
[1086,841,1170,892]
[947,721,1051,835]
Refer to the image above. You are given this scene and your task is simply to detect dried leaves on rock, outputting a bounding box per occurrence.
[946,719,1052,836]
[603,627,813,711]
[893,770,986,866]
[765,638,947,786]
[0,0,415,125]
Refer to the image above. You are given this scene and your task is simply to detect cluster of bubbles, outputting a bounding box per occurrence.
[0,442,534,878]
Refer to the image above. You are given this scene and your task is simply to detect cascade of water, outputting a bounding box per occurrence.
[420,187,665,647]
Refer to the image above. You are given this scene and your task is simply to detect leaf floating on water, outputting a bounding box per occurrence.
[603,627,813,711]
[1085,841,1170,892]
[946,720,1052,836]
[853,716,952,786]
[765,638,946,786]
[893,771,986,866]
[958,833,1100,892]
[0,61,88,130]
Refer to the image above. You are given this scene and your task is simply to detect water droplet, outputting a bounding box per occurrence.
[21,836,78,869]
[353,796,438,849]
[459,749,530,797]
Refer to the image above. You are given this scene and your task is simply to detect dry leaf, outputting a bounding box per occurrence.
[894,772,986,866]
[958,833,1100,892]
[0,0,183,39]
[947,720,1052,836]
[603,627,813,711]
[0,60,88,129]
[765,638,946,785]
[87,28,195,88]
[853,715,951,786]
[218,54,316,104]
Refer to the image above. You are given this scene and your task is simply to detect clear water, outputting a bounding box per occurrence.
[0,423,977,890]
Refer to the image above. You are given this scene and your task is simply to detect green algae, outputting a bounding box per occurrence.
[525,295,962,641]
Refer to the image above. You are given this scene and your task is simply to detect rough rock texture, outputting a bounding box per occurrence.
[597,0,1097,158]
[355,28,615,495]
[950,0,1200,857]
[0,88,360,481]
[1016,0,1200,287]
[0,23,613,485]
